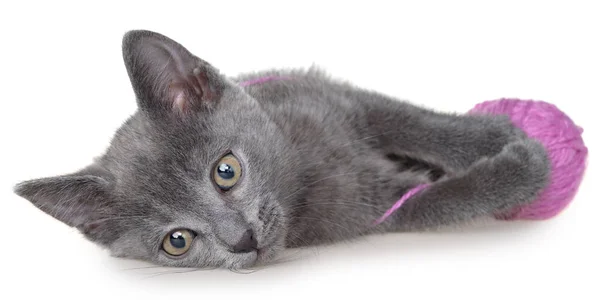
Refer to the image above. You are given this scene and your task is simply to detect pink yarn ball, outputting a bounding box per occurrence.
[469,99,588,220]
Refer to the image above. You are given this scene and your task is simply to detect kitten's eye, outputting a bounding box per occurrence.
[162,229,195,256]
[213,154,242,191]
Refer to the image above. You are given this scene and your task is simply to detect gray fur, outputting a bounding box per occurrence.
[14,30,550,269]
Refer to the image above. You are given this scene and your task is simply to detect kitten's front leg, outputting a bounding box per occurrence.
[381,139,550,230]
[365,99,528,173]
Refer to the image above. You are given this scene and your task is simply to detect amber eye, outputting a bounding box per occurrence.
[162,229,195,256]
[213,154,242,191]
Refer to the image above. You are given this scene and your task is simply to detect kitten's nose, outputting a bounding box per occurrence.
[232,229,258,253]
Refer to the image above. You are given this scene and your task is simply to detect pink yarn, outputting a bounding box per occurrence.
[469,98,588,220]
[372,184,430,225]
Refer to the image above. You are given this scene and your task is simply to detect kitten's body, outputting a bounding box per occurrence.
[236,69,545,244]
[15,31,550,269]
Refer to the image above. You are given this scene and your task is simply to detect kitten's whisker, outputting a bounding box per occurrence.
[290,215,355,235]
[121,265,166,271]
[280,171,361,202]
[278,252,308,264]
[338,130,398,148]
[142,267,202,279]
[284,229,313,249]
[254,253,304,269]
[285,201,384,212]
[228,267,258,274]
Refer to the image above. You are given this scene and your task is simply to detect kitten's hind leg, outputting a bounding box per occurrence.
[381,139,550,231]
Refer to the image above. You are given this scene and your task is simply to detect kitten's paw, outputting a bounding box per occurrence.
[503,139,549,177]
[485,138,551,206]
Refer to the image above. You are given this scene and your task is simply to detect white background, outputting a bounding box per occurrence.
[1,1,598,299]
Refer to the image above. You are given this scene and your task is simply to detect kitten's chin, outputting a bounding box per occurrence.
[224,243,283,269]
[227,252,259,270]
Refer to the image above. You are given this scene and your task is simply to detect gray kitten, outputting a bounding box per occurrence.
[14,30,550,269]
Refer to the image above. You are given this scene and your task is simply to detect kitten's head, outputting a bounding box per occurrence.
[14,30,301,269]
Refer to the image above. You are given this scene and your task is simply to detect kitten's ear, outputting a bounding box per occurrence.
[14,165,112,231]
[122,30,227,117]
